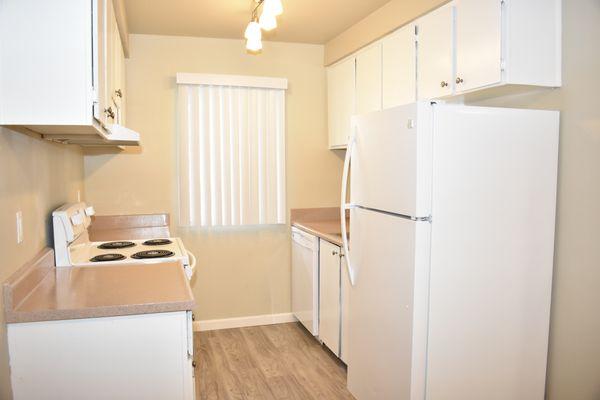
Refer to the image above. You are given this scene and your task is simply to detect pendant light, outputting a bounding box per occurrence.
[244,19,262,51]
[263,0,283,16]
[244,0,283,53]
[259,11,277,31]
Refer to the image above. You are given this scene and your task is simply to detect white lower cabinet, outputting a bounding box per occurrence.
[319,239,341,356]
[318,238,350,364]
[8,311,195,400]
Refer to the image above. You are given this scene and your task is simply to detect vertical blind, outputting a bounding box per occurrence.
[177,75,286,227]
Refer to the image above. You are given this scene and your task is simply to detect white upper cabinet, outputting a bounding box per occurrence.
[382,24,417,109]
[416,3,455,100]
[327,57,355,149]
[454,0,502,92]
[499,0,561,88]
[107,0,126,126]
[356,43,382,115]
[325,0,561,149]
[454,0,561,93]
[0,0,137,146]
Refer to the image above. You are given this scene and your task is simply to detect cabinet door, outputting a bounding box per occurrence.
[111,24,126,124]
[382,24,416,109]
[93,0,107,125]
[327,57,355,149]
[455,0,502,93]
[356,43,382,115]
[105,0,118,124]
[340,250,351,364]
[416,3,455,100]
[319,240,341,356]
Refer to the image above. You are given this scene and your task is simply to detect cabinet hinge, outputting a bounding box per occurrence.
[500,58,506,71]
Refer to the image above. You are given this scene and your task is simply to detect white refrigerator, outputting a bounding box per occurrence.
[340,102,559,400]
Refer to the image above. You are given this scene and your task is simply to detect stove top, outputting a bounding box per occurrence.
[69,237,188,267]
[90,253,126,262]
[132,250,175,259]
[97,241,136,250]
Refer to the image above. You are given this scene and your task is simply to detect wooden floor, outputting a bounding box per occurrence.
[194,322,356,400]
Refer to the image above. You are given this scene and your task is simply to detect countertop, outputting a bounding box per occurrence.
[290,207,348,247]
[4,249,195,323]
[292,220,346,247]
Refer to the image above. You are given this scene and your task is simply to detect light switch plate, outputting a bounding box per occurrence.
[16,211,23,244]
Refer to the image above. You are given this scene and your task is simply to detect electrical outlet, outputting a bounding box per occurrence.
[16,211,23,244]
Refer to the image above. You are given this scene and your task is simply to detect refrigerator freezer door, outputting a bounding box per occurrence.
[346,207,431,400]
[350,102,433,218]
[426,105,559,400]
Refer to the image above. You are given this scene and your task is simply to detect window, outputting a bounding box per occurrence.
[176,73,287,227]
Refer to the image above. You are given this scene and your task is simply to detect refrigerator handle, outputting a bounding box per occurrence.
[341,129,356,286]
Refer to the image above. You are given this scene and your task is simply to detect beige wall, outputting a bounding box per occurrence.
[84,35,343,320]
[324,0,447,65]
[0,129,84,400]
[326,0,600,398]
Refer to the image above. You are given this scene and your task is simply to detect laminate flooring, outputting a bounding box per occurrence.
[194,322,356,400]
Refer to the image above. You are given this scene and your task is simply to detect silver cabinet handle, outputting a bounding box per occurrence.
[456,77,464,84]
[440,81,449,88]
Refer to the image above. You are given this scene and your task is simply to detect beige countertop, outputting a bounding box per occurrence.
[4,249,195,323]
[290,207,348,247]
[292,220,346,247]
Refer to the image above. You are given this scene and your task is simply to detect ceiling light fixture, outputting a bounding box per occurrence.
[244,0,283,52]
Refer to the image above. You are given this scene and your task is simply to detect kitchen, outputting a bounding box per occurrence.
[0,0,599,399]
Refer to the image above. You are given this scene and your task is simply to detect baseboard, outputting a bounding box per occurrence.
[193,312,297,332]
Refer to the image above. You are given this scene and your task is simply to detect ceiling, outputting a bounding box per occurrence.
[124,0,392,44]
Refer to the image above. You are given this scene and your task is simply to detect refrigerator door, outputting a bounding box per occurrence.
[346,207,431,400]
[426,105,559,400]
[350,102,433,218]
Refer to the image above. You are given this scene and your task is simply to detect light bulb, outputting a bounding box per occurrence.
[246,37,263,52]
[244,20,261,41]
[259,11,277,31]
[263,0,283,17]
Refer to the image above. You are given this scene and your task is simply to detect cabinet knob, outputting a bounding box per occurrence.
[104,107,115,119]
[456,77,464,84]
[332,250,339,256]
[192,313,195,321]
[192,361,197,368]
[115,89,123,98]
[440,81,449,88]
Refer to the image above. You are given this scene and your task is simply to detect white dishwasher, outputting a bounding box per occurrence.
[291,227,319,336]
